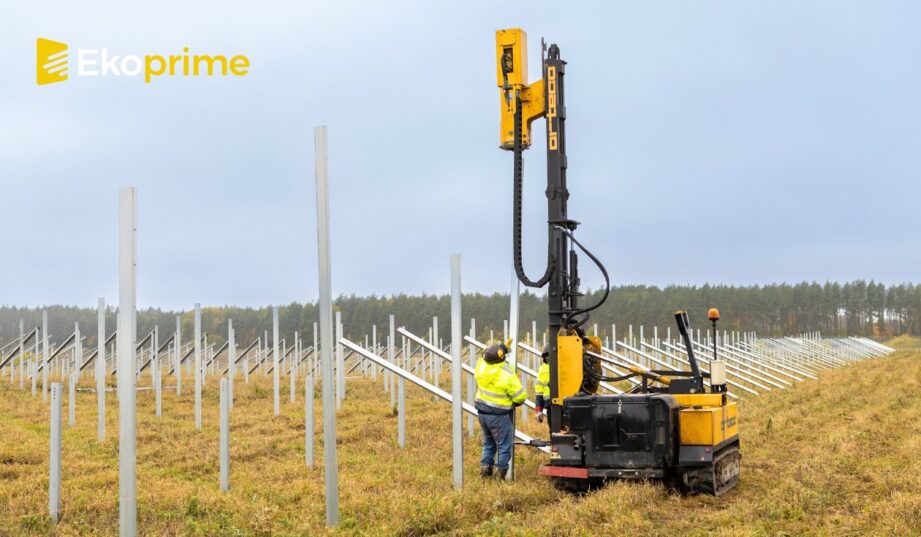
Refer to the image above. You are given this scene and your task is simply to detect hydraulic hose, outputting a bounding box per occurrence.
[513,93,554,289]
[553,225,611,329]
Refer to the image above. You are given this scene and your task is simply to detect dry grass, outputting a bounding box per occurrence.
[1,352,920,536]
[884,334,921,349]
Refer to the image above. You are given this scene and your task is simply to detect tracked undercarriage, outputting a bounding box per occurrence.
[682,443,741,496]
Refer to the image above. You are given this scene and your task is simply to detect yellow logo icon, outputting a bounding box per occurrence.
[37,38,68,85]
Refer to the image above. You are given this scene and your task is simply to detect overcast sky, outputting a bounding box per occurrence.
[2,1,919,309]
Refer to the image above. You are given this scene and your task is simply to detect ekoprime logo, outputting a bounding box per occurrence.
[36,37,250,85]
[36,38,68,85]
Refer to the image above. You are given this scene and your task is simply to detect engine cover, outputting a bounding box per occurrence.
[552,394,679,469]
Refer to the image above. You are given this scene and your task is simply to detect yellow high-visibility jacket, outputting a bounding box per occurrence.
[535,362,550,411]
[474,358,527,414]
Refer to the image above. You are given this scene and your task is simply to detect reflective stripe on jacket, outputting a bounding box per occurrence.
[475,358,526,414]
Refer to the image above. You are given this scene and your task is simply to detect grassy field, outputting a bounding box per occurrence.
[1,351,920,536]
[883,334,921,349]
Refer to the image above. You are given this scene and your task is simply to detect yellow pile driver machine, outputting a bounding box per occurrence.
[495,28,741,495]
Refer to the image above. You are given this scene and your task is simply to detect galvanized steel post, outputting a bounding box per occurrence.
[336,310,343,409]
[175,315,181,396]
[42,310,49,402]
[97,298,106,442]
[305,371,315,468]
[450,254,463,489]
[19,319,24,389]
[219,377,230,491]
[117,186,137,536]
[467,318,476,437]
[273,306,280,416]
[49,382,62,524]
[433,317,439,388]
[68,373,75,426]
[314,125,339,526]
[398,336,406,448]
[194,303,202,430]
[228,320,235,408]
[507,270,520,481]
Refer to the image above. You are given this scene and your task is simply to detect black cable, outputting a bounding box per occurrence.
[553,226,610,328]
[513,93,554,289]
[589,371,637,383]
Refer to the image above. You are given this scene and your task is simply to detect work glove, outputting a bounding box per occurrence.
[535,411,545,423]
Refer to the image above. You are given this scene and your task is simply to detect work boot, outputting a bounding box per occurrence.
[480,465,494,478]
[494,467,509,481]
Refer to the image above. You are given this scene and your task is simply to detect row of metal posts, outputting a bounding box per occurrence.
[8,309,584,409]
[13,122,896,535]
[30,130,341,534]
[6,316,892,421]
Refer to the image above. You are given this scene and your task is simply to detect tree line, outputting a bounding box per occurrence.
[0,280,914,349]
